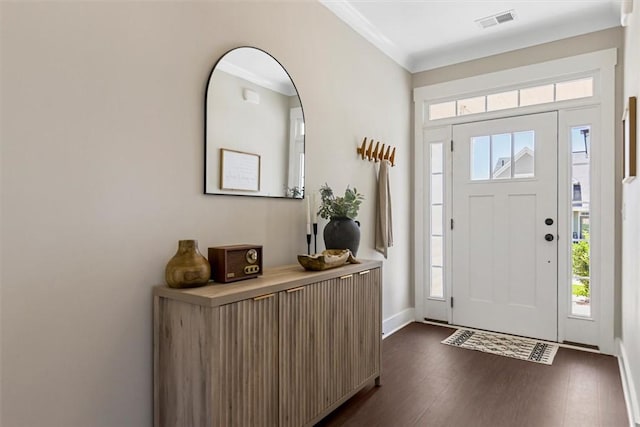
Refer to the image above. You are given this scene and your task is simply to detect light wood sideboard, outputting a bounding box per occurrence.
[153,260,382,427]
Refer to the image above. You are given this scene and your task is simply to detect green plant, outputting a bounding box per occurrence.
[317,183,364,220]
[285,186,303,198]
[572,283,589,298]
[572,233,590,294]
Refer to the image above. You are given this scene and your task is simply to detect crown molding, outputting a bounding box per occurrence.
[621,0,633,26]
[216,61,296,96]
[319,0,413,71]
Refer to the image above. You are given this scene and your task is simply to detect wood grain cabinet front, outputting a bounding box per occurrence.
[216,294,279,426]
[278,270,382,426]
[352,269,382,387]
[279,276,354,426]
[153,261,382,427]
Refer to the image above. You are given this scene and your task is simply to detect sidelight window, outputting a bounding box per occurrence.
[570,125,591,318]
[429,142,445,299]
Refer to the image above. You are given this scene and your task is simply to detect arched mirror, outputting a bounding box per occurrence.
[204,47,305,199]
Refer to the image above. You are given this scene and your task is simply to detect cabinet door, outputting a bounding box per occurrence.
[155,298,215,427]
[352,268,382,387]
[215,293,279,427]
[279,276,354,426]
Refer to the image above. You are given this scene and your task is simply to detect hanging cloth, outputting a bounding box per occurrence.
[375,159,393,258]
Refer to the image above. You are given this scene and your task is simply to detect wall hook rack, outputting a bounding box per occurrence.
[357,137,396,167]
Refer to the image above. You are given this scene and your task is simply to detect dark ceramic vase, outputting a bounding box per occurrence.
[323,217,361,256]
[165,240,211,288]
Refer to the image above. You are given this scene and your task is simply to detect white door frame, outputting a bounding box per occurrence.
[413,49,617,354]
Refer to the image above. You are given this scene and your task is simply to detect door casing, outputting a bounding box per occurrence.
[413,49,617,354]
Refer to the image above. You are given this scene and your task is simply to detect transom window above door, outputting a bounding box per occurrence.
[471,131,535,181]
[429,77,593,120]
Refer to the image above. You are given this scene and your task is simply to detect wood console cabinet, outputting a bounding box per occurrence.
[154,260,382,427]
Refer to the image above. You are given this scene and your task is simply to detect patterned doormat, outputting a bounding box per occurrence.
[441,328,559,365]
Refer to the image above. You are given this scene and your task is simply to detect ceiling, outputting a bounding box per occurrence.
[320,0,623,73]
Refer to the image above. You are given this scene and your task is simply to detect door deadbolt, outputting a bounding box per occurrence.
[545,218,554,226]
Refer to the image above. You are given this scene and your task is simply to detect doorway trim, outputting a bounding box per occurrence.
[413,49,617,354]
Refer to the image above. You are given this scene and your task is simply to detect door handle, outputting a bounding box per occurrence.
[544,233,554,242]
[253,293,275,301]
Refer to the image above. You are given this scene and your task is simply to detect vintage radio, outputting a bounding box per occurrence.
[208,244,263,283]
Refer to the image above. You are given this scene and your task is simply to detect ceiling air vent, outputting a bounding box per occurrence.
[475,10,516,29]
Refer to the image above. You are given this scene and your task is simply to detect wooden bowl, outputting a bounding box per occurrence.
[297,249,359,271]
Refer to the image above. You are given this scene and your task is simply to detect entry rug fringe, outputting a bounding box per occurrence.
[441,329,559,365]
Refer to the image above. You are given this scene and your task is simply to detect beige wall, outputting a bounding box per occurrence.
[413,27,624,87]
[622,0,640,422]
[0,2,411,426]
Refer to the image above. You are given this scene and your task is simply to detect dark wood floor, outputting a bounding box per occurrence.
[318,322,628,427]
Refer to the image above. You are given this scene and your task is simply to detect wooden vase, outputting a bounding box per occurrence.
[165,240,211,288]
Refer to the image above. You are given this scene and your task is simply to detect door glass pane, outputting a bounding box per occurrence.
[431,266,443,299]
[458,96,486,116]
[519,84,554,106]
[471,136,490,180]
[431,236,443,266]
[429,101,456,120]
[571,126,591,317]
[431,174,443,204]
[556,78,593,101]
[431,205,443,236]
[491,133,512,179]
[487,90,518,111]
[431,143,443,173]
[513,131,535,178]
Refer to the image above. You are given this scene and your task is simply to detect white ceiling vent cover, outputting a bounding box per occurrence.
[476,10,516,29]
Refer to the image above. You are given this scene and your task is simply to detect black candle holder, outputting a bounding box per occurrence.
[306,233,311,255]
[313,223,318,254]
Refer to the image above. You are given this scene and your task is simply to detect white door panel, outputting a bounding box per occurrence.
[452,112,558,341]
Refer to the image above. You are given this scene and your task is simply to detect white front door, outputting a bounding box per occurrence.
[452,112,558,341]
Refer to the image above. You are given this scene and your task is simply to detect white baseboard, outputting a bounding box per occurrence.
[382,308,415,339]
[617,338,640,427]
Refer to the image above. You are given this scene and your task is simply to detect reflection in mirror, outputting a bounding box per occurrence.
[205,47,305,198]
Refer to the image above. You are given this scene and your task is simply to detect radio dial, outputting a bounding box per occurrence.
[246,249,258,264]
